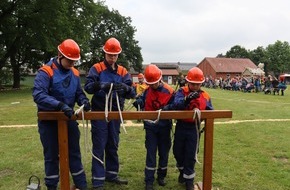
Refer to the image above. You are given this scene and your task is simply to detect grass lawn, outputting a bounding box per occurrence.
[0,79,290,189]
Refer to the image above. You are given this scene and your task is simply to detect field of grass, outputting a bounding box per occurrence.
[0,78,290,189]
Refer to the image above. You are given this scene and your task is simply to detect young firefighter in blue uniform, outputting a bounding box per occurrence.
[172,67,213,190]
[133,64,174,190]
[84,37,136,190]
[33,39,91,190]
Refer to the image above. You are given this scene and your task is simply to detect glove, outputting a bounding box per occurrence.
[82,100,91,111]
[113,83,131,95]
[133,98,143,109]
[162,105,171,111]
[58,102,74,119]
[94,82,112,93]
[133,101,139,108]
[185,91,200,104]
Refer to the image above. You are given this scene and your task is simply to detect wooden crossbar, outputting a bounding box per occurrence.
[38,110,232,190]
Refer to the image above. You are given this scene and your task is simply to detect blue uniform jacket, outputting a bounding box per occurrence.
[33,58,89,111]
[84,60,135,111]
[173,86,213,123]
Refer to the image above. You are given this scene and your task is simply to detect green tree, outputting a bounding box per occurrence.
[0,1,143,88]
[249,46,267,65]
[225,45,250,59]
[84,5,143,72]
[249,46,268,73]
[0,0,96,88]
[265,40,290,76]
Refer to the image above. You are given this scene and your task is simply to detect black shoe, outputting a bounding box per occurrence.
[157,178,166,186]
[185,181,194,190]
[76,187,87,190]
[145,184,154,190]
[93,186,104,190]
[106,177,128,185]
[47,186,57,190]
[73,185,88,190]
[178,173,186,184]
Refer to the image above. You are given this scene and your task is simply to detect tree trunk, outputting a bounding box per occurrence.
[12,66,21,89]
[11,56,21,89]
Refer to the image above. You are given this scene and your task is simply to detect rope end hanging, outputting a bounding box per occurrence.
[144,109,161,124]
[193,108,202,164]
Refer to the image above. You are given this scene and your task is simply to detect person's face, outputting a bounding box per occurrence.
[61,57,77,69]
[149,81,160,90]
[105,53,119,65]
[188,82,202,91]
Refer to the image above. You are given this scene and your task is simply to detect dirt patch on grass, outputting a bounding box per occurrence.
[0,169,14,178]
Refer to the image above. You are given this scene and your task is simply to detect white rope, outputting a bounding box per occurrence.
[104,84,127,134]
[76,105,104,165]
[105,84,114,122]
[193,108,202,164]
[74,105,84,115]
[116,92,127,134]
[144,109,162,124]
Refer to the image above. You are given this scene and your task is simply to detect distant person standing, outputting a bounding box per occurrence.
[84,37,136,190]
[278,75,287,96]
[134,73,148,98]
[178,75,186,87]
[33,39,90,190]
[172,67,213,190]
[254,76,261,92]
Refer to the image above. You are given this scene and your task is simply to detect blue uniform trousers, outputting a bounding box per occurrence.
[144,127,171,185]
[173,122,198,182]
[38,120,87,188]
[91,119,120,187]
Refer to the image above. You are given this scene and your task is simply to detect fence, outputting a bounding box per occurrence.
[38,110,232,190]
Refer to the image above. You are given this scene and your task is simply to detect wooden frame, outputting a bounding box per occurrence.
[38,110,232,190]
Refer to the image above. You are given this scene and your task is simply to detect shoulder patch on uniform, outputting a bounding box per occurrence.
[71,67,80,76]
[163,83,174,94]
[117,65,128,77]
[93,62,106,74]
[181,86,190,93]
[202,91,211,101]
[40,65,53,78]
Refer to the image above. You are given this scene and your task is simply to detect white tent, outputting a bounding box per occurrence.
[242,67,265,77]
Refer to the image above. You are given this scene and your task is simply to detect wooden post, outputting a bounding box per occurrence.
[203,118,214,190]
[57,120,70,190]
[38,110,232,190]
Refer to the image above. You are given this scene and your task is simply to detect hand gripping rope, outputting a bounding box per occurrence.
[104,84,127,134]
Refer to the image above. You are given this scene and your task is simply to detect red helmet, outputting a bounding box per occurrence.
[57,39,80,61]
[279,75,285,81]
[185,67,205,83]
[103,37,122,54]
[144,64,162,84]
[138,73,144,79]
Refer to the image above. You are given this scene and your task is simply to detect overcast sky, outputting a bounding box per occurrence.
[104,0,290,64]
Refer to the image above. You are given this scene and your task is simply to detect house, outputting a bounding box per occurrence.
[150,62,197,84]
[176,62,198,75]
[197,57,259,79]
[130,62,197,84]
